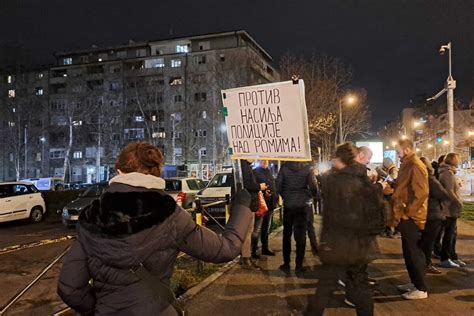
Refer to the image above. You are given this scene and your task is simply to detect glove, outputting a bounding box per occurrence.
[232,189,251,208]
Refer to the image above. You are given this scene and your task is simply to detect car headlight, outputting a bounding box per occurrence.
[62,208,68,216]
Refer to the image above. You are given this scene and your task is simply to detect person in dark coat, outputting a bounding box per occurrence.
[438,153,465,268]
[307,143,384,316]
[57,142,252,315]
[253,160,278,256]
[432,154,446,257]
[240,159,267,270]
[419,157,450,274]
[276,161,318,272]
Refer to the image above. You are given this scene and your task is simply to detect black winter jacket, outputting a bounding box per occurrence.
[319,163,383,265]
[276,162,318,209]
[241,160,261,212]
[57,172,251,315]
[254,166,278,205]
[427,174,450,221]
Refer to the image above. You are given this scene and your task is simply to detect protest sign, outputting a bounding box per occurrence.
[221,80,311,161]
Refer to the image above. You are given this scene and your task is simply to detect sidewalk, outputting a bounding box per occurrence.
[184,217,474,315]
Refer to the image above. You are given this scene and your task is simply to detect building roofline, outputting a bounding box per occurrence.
[54,30,273,61]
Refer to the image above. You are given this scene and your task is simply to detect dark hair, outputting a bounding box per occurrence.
[335,142,357,166]
[420,157,434,175]
[437,155,446,164]
[444,153,459,166]
[397,139,414,150]
[115,142,164,177]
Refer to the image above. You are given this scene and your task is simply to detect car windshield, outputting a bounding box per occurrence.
[208,173,233,188]
[186,179,201,190]
[81,185,106,197]
[165,180,182,191]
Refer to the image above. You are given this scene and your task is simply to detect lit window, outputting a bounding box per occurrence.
[171,59,182,68]
[134,116,144,122]
[199,148,207,156]
[72,120,83,126]
[35,88,44,96]
[36,73,44,79]
[193,55,206,65]
[145,58,165,68]
[63,58,72,65]
[170,77,183,85]
[8,121,15,127]
[8,89,15,98]
[176,45,189,53]
[7,75,12,83]
[151,115,157,121]
[73,151,83,159]
[174,148,183,156]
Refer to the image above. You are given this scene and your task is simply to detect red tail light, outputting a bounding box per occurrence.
[176,192,186,206]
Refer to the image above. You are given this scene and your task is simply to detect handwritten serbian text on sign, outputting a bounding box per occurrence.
[222,80,311,160]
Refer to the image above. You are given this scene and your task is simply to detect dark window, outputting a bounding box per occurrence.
[165,180,182,191]
[186,179,200,190]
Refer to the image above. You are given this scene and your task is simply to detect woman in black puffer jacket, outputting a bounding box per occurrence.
[57,142,252,315]
[419,157,450,274]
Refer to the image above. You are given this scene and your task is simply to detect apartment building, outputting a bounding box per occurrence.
[0,30,279,182]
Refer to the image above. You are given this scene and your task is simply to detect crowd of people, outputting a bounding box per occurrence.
[57,140,466,315]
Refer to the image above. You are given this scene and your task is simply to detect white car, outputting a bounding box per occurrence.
[164,177,207,209]
[194,171,233,222]
[0,182,46,223]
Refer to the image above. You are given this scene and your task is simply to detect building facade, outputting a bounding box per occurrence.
[0,30,279,182]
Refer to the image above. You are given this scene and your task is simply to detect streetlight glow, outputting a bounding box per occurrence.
[392,141,397,147]
[468,131,474,136]
[427,144,433,148]
[414,121,421,128]
[401,135,407,140]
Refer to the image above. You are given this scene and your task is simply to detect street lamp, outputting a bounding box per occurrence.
[40,137,46,177]
[338,94,356,144]
[427,42,456,152]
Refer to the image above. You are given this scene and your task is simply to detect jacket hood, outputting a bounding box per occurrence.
[109,172,166,189]
[438,163,457,175]
[285,161,308,172]
[338,163,368,178]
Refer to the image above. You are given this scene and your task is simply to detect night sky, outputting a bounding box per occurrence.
[1,0,472,129]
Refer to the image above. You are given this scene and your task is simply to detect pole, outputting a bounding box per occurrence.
[338,100,343,144]
[171,114,176,166]
[446,42,455,153]
[96,115,101,183]
[24,125,27,179]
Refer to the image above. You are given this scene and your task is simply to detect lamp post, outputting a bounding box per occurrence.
[40,137,46,177]
[338,95,356,144]
[441,42,456,152]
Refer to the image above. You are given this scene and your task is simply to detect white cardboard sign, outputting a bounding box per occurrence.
[221,80,311,161]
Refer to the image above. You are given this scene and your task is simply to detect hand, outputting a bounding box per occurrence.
[232,189,251,208]
[260,183,268,190]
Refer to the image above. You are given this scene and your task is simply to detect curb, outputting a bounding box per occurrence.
[179,225,284,303]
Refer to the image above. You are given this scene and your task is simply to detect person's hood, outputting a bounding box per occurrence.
[109,172,166,190]
[285,161,308,172]
[438,163,457,175]
[338,162,368,178]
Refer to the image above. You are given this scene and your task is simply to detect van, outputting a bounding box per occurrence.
[0,182,46,223]
[20,177,64,191]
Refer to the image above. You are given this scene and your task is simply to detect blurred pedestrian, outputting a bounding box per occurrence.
[308,142,385,316]
[58,142,252,315]
[391,139,429,300]
[277,161,318,272]
[253,160,278,256]
[378,157,400,238]
[241,159,267,270]
[419,157,450,274]
[313,168,323,215]
[438,153,465,268]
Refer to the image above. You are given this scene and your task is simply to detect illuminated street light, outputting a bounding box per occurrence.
[401,135,407,140]
[468,131,474,136]
[415,148,421,152]
[414,121,421,128]
[427,144,433,148]
[338,94,356,143]
[392,141,397,147]
[443,140,449,146]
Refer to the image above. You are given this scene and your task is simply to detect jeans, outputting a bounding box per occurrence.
[260,206,275,251]
[251,215,263,254]
[441,217,458,261]
[282,207,307,267]
[306,264,373,316]
[421,219,443,266]
[398,219,427,292]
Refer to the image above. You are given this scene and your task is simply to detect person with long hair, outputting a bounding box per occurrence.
[58,142,252,315]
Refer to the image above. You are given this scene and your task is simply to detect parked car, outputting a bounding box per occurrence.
[62,182,109,227]
[20,177,64,191]
[0,182,46,223]
[194,170,233,222]
[164,177,207,209]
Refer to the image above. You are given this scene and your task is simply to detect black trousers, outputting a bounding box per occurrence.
[433,221,445,255]
[306,205,318,250]
[282,207,307,267]
[421,219,443,266]
[398,219,427,292]
[306,264,373,316]
[260,197,276,250]
[441,217,458,261]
